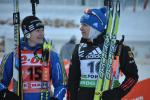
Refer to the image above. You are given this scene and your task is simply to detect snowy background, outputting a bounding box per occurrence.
[0,0,150,90]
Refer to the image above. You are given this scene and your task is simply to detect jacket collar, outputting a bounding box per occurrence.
[20,38,43,51]
[80,33,105,46]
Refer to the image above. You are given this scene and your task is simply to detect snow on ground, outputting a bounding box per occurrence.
[137,64,150,81]
[0,3,150,41]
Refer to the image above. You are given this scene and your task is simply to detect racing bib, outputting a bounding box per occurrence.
[21,50,50,93]
[80,59,100,88]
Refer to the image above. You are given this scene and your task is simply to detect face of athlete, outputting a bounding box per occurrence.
[80,23,90,39]
[28,28,44,47]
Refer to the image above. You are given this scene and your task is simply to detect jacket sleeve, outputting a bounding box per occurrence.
[50,51,67,100]
[0,52,13,91]
[67,44,81,100]
[102,45,138,100]
[119,45,139,97]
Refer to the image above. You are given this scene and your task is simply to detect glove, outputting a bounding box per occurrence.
[50,96,59,100]
[102,88,121,100]
[0,89,19,100]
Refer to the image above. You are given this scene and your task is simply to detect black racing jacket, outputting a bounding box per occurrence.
[67,34,138,100]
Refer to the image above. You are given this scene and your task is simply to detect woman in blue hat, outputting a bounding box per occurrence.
[67,7,138,100]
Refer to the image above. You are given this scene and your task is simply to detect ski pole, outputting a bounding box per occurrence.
[13,0,23,99]
[30,0,39,16]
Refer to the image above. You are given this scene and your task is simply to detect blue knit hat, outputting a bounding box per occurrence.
[80,7,107,33]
